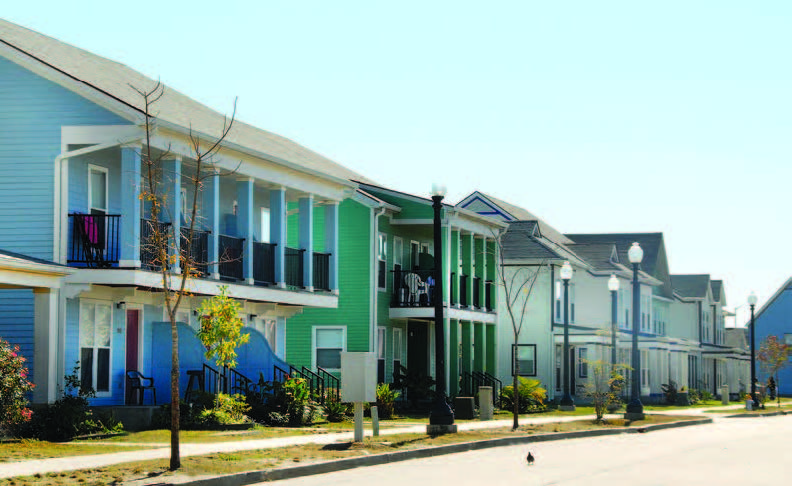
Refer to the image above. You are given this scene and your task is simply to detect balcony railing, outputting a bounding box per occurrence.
[313,252,331,291]
[485,280,494,312]
[180,227,210,277]
[473,276,482,308]
[218,235,244,281]
[67,213,121,268]
[460,274,469,307]
[141,218,172,271]
[391,269,437,307]
[285,247,305,288]
[253,242,277,285]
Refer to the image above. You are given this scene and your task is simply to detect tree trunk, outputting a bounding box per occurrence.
[512,337,519,430]
[170,315,181,470]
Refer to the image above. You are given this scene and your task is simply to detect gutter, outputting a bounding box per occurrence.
[370,206,387,351]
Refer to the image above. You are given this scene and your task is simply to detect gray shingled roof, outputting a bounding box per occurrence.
[710,280,723,302]
[0,248,63,267]
[0,19,371,185]
[565,233,663,275]
[566,243,621,271]
[671,274,711,299]
[501,221,563,260]
[477,192,573,245]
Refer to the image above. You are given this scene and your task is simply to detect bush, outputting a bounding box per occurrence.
[17,365,121,441]
[324,398,349,423]
[661,381,678,405]
[153,392,251,429]
[499,378,547,413]
[200,393,251,426]
[247,378,318,427]
[375,383,401,420]
[700,390,714,402]
[688,388,701,405]
[0,338,34,434]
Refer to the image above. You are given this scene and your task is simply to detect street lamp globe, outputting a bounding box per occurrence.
[431,183,447,198]
[560,261,573,281]
[608,274,620,292]
[748,292,758,306]
[627,242,643,264]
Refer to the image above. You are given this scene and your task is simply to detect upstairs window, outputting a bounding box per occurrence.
[378,233,387,290]
[88,165,108,215]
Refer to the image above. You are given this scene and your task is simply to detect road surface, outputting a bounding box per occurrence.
[265,415,792,485]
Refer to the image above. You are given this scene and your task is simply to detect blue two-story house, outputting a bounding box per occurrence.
[0,19,360,407]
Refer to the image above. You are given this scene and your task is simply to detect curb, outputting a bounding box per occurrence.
[180,418,712,486]
[724,410,789,419]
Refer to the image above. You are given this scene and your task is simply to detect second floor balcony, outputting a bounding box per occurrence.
[389,268,495,321]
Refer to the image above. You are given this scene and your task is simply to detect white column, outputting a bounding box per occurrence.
[324,202,339,294]
[299,195,314,291]
[270,187,287,288]
[208,169,220,279]
[237,177,255,284]
[164,158,182,274]
[33,288,59,404]
[120,146,141,267]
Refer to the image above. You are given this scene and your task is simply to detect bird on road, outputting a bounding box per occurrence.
[526,451,535,465]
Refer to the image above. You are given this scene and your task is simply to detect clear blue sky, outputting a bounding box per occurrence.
[5,1,790,324]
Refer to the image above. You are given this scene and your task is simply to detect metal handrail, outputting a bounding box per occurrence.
[301,366,325,403]
[317,366,340,403]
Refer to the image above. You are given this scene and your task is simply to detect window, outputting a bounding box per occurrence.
[578,348,588,378]
[88,165,108,214]
[377,327,386,383]
[314,327,345,370]
[180,187,188,222]
[570,284,576,324]
[393,328,403,373]
[263,319,277,351]
[512,344,536,376]
[260,208,270,242]
[378,233,387,290]
[625,308,630,329]
[554,281,562,323]
[421,242,431,256]
[641,350,649,388]
[393,237,403,290]
[410,241,420,270]
[555,345,562,390]
[80,301,112,394]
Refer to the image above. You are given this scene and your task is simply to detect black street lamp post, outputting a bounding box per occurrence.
[428,183,455,432]
[748,291,758,410]
[559,261,575,410]
[625,242,645,420]
[608,274,619,368]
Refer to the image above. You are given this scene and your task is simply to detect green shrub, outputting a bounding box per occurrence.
[324,398,349,423]
[688,388,701,405]
[199,393,251,425]
[247,378,317,427]
[700,390,714,402]
[661,381,678,405]
[499,378,547,413]
[375,383,401,420]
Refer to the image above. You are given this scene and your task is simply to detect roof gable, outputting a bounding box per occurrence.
[671,274,712,300]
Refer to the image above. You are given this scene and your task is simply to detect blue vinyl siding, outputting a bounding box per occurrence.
[0,56,128,260]
[755,284,792,396]
[0,289,35,381]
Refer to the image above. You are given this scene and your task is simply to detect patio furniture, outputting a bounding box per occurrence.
[404,272,427,306]
[126,370,156,405]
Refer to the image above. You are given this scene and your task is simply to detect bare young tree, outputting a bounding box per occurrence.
[133,82,237,470]
[491,229,547,430]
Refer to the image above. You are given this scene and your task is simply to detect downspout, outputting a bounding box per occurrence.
[370,206,386,352]
[53,135,143,395]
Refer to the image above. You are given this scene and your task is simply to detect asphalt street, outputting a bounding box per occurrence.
[266,415,792,486]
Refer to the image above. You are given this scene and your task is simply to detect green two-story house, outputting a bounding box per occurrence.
[284,182,506,398]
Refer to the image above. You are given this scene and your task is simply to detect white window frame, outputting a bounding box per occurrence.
[88,164,109,213]
[410,240,420,270]
[421,242,432,256]
[393,328,403,365]
[578,347,588,378]
[79,299,114,397]
[377,326,386,361]
[260,207,270,243]
[641,349,649,388]
[554,280,563,324]
[512,344,537,377]
[312,326,346,371]
[378,233,388,291]
[393,236,404,289]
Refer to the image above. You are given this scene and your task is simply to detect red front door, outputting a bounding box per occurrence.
[126,310,140,372]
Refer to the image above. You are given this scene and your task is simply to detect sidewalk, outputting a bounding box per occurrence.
[0,407,737,480]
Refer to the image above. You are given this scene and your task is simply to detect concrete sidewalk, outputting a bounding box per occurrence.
[1,405,745,480]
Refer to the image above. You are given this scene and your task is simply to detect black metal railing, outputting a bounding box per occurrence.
[473,277,482,308]
[273,364,290,383]
[313,252,331,291]
[202,363,223,395]
[485,280,493,311]
[141,218,172,270]
[460,274,469,307]
[253,242,277,285]
[180,228,210,277]
[301,366,325,403]
[460,371,480,396]
[68,213,121,267]
[285,247,305,288]
[391,269,437,307]
[318,366,340,403]
[218,235,245,281]
[475,371,502,407]
[227,367,254,395]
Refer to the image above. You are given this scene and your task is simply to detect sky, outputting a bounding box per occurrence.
[4,1,791,325]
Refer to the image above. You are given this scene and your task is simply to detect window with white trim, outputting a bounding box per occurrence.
[80,301,112,394]
[393,328,404,373]
[641,350,649,388]
[314,327,345,370]
[378,233,387,290]
[88,165,108,215]
[512,344,536,376]
[377,327,386,383]
[554,281,562,324]
[260,208,270,242]
[393,237,403,290]
[578,348,588,378]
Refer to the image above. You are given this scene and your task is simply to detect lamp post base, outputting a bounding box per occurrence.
[559,394,575,411]
[428,396,456,428]
[624,398,644,421]
[427,424,459,435]
[558,404,577,412]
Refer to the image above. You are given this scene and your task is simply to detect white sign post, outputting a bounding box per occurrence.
[341,352,377,442]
